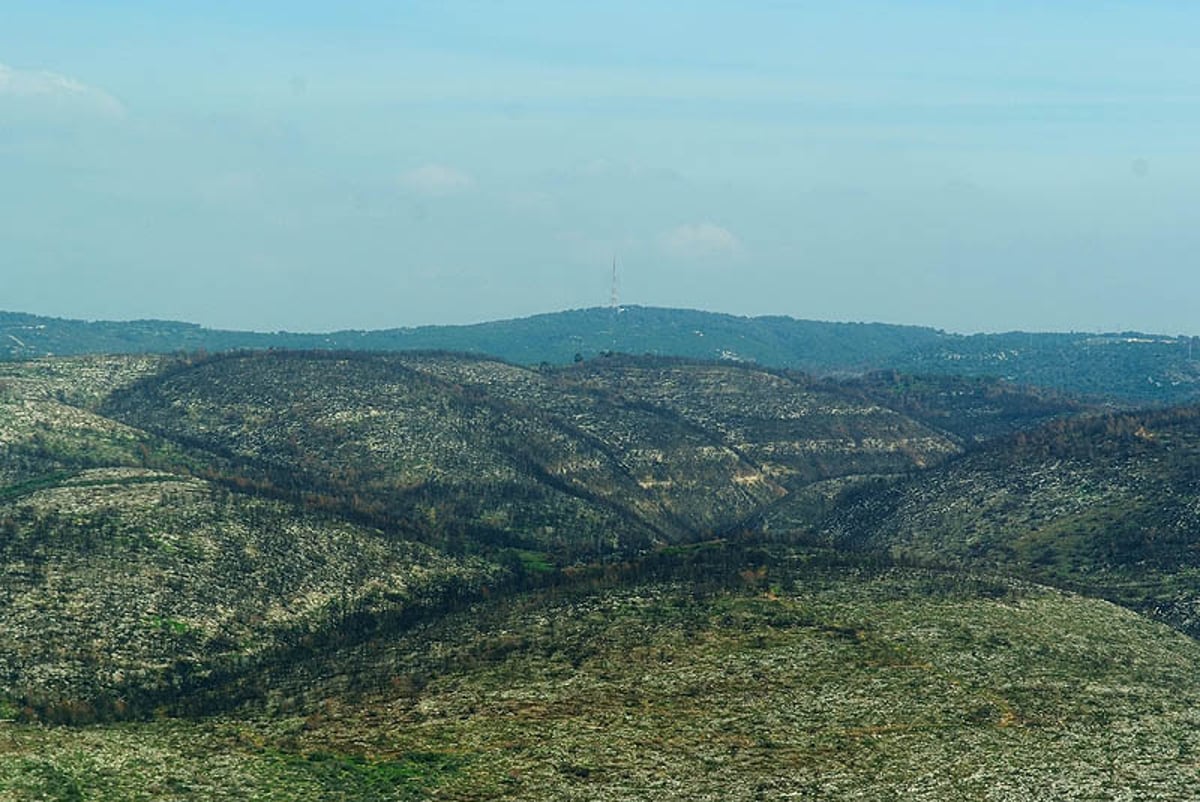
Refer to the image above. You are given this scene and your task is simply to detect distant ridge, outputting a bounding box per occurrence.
[0,306,943,368]
[3,306,1199,403]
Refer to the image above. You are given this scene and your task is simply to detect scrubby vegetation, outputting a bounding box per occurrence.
[824,405,1200,637]
[98,351,960,561]
[834,370,1088,444]
[3,350,1200,798]
[5,558,1200,799]
[6,306,1200,404]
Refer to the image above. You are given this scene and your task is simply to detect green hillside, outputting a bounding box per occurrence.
[0,467,495,723]
[2,351,1200,799]
[822,405,1200,637]
[5,558,1200,800]
[99,351,960,561]
[6,306,1200,404]
[1,351,966,719]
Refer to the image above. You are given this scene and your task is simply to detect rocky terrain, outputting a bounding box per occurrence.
[99,352,964,560]
[2,349,1200,799]
[822,405,1200,638]
[6,560,1200,800]
[2,351,973,719]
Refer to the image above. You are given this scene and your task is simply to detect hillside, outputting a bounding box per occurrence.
[0,351,966,718]
[821,405,1200,637]
[6,557,1200,799]
[5,306,1200,404]
[4,351,1200,799]
[832,370,1087,445]
[0,467,495,723]
[0,350,1088,721]
[0,307,943,369]
[99,351,961,561]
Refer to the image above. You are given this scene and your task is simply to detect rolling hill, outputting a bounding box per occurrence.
[98,351,963,560]
[3,349,1200,799]
[7,556,1200,800]
[821,405,1200,638]
[5,306,1200,404]
[3,351,974,719]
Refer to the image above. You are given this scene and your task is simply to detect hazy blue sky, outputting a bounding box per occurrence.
[3,1,1199,333]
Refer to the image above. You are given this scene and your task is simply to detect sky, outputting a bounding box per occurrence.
[2,1,1199,334]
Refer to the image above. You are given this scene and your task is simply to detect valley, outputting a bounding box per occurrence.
[0,347,1197,799]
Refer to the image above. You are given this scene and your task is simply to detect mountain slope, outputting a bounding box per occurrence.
[6,306,1200,404]
[822,406,1200,636]
[100,351,960,560]
[6,560,1200,800]
[833,370,1088,444]
[0,467,495,722]
[3,352,1200,798]
[0,351,960,719]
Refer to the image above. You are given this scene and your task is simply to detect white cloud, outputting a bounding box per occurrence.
[400,164,474,197]
[0,62,124,117]
[659,222,740,260]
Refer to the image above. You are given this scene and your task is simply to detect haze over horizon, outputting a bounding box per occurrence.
[3,2,1198,335]
[3,302,1197,341]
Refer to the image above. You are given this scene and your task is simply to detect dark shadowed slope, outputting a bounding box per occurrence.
[821,405,1200,637]
[832,370,1088,444]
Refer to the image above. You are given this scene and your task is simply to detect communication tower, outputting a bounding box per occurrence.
[610,255,619,310]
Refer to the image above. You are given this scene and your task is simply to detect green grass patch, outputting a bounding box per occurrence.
[504,548,556,575]
[0,472,75,502]
[146,616,191,635]
[270,750,462,800]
